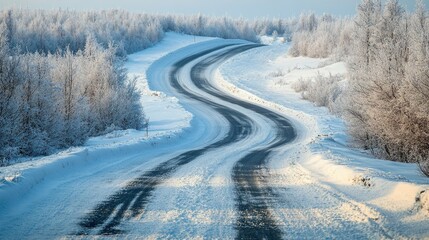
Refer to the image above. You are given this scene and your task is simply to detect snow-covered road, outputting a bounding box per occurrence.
[0,34,428,239]
[77,42,299,238]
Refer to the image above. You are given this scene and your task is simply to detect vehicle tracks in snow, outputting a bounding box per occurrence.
[77,42,296,238]
[77,44,257,235]
[75,41,396,239]
[190,47,296,239]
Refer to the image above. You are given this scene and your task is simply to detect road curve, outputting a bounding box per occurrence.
[190,46,296,239]
[77,42,296,238]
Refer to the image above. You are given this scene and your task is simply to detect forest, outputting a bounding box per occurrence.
[290,0,429,175]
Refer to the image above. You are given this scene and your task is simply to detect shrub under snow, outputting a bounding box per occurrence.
[292,73,346,114]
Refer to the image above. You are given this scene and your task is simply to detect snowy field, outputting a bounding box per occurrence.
[0,33,428,239]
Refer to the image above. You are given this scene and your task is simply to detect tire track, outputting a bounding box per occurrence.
[77,44,257,235]
[77,43,296,238]
[189,46,296,239]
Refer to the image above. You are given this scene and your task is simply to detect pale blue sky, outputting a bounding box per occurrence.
[0,0,426,18]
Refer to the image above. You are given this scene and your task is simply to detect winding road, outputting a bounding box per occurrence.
[1,38,426,240]
[77,43,296,238]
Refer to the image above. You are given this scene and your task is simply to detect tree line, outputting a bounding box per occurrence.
[0,9,302,56]
[290,0,429,175]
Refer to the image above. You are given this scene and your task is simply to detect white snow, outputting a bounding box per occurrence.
[0,33,428,239]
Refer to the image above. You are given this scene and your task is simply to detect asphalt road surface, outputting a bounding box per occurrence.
[78,43,296,239]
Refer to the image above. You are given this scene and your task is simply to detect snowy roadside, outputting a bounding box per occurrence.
[0,32,213,200]
[217,41,429,235]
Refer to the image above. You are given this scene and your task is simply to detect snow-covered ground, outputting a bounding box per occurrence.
[217,42,429,237]
[0,33,218,239]
[0,33,428,239]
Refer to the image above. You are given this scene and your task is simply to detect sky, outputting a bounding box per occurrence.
[0,0,427,19]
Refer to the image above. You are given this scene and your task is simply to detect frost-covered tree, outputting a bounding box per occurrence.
[346,0,384,152]
[400,0,429,173]
[289,16,353,58]
[345,0,429,173]
[0,26,144,163]
[0,22,21,161]
[347,0,408,157]
[287,0,429,174]
[81,36,143,134]
[53,48,89,146]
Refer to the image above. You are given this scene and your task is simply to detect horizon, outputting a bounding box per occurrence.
[0,0,427,19]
